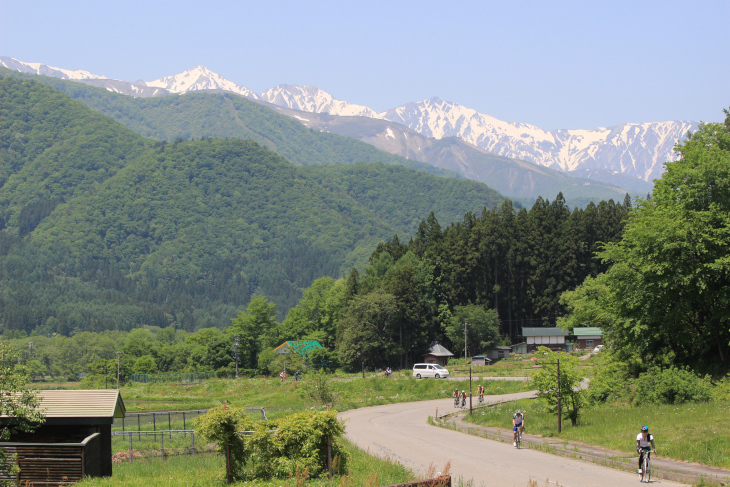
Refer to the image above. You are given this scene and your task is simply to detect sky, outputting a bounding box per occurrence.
[0,0,727,130]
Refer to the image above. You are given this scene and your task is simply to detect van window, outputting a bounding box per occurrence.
[414,364,426,370]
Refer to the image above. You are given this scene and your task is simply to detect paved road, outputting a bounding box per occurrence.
[340,394,687,487]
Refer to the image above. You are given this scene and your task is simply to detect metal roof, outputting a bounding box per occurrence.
[572,327,603,336]
[521,327,569,337]
[425,342,453,357]
[274,340,323,356]
[1,390,126,423]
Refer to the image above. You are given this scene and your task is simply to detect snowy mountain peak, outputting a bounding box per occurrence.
[260,84,378,118]
[0,56,107,80]
[144,65,259,99]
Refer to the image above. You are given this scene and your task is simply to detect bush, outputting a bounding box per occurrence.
[587,357,635,404]
[299,370,337,405]
[634,366,713,405]
[195,405,346,482]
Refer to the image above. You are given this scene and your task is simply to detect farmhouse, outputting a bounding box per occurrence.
[573,327,603,350]
[522,327,569,353]
[0,389,125,485]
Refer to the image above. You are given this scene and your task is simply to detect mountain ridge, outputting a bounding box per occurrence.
[0,57,683,190]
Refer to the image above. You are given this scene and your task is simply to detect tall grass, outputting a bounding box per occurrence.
[465,398,730,468]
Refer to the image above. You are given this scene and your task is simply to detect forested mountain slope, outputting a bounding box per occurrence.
[0,76,507,334]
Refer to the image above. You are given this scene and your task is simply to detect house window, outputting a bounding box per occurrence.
[498,350,505,359]
[586,340,594,349]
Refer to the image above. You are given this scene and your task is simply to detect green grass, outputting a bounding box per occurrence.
[464,398,730,469]
[114,375,530,415]
[81,438,416,487]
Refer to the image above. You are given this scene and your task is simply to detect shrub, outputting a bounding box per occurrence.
[299,370,337,405]
[587,357,635,404]
[634,366,713,405]
[195,405,346,482]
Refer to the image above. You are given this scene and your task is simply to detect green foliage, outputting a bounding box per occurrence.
[634,366,713,406]
[196,405,346,481]
[444,304,500,357]
[299,370,337,405]
[562,114,730,374]
[0,343,45,485]
[194,403,255,482]
[530,347,584,426]
[309,348,339,373]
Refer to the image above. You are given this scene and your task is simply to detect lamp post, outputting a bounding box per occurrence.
[542,356,562,433]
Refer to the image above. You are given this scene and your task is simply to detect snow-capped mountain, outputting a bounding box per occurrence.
[268,91,697,183]
[261,85,378,118]
[0,57,697,186]
[144,65,259,99]
[0,56,107,80]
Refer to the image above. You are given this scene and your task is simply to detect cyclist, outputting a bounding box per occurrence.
[478,384,485,401]
[453,388,460,406]
[512,409,524,447]
[636,425,656,475]
[460,390,467,407]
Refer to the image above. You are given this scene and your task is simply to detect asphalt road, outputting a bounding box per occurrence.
[340,393,687,487]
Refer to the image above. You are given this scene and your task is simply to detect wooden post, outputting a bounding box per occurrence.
[469,366,472,415]
[327,434,332,476]
[129,434,133,463]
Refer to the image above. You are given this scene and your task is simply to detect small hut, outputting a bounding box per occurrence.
[0,389,125,485]
[423,342,453,366]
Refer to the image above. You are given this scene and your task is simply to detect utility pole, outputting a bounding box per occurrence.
[116,351,123,389]
[463,322,470,364]
[233,335,240,379]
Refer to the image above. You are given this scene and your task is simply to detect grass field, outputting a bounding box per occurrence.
[81,438,417,487]
[113,375,530,414]
[464,398,730,469]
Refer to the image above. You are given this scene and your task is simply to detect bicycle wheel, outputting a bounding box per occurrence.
[642,454,649,482]
[516,431,521,449]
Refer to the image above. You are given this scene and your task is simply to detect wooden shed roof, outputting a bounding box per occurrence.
[2,390,125,425]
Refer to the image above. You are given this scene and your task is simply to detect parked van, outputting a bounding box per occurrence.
[412,363,450,379]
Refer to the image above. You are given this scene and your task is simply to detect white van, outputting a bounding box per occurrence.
[412,363,450,379]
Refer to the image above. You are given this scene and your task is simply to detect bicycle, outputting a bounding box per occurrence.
[639,447,654,483]
[478,395,484,405]
[514,427,523,449]
[453,396,460,408]
[461,396,466,408]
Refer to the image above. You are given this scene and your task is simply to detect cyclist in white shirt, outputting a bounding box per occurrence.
[636,425,656,474]
[512,409,524,447]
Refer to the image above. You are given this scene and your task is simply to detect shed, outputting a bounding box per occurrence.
[572,327,603,350]
[511,342,527,355]
[485,346,512,360]
[471,356,492,367]
[423,342,453,366]
[0,389,125,485]
[522,327,569,352]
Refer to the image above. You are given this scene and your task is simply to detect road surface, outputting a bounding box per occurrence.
[340,394,686,487]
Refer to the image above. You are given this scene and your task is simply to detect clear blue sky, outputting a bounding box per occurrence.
[1,0,727,130]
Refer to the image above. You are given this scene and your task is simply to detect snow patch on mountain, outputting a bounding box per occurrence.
[144,65,259,99]
[261,85,378,118]
[0,56,107,80]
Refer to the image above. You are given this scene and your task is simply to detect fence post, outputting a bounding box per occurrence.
[327,434,332,476]
[161,432,165,460]
[138,415,141,440]
[192,431,196,455]
[168,412,172,438]
[183,412,186,433]
[122,416,125,432]
[129,434,133,463]
[153,413,156,440]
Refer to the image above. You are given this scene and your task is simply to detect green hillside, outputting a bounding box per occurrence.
[0,67,453,177]
[0,76,508,334]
